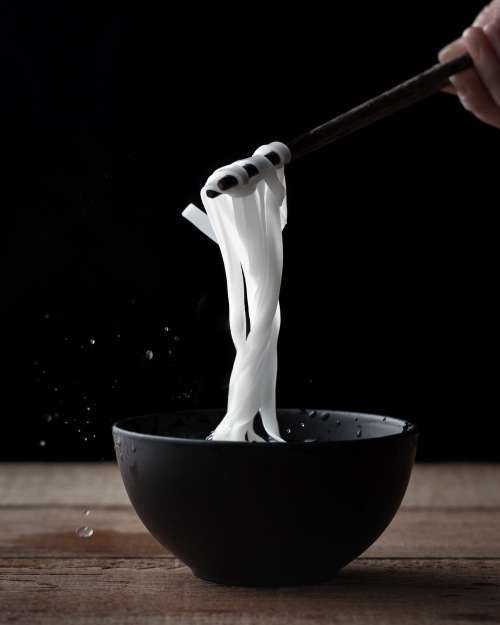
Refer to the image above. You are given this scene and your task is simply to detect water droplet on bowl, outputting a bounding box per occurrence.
[336,419,341,426]
[76,526,94,538]
[356,428,362,438]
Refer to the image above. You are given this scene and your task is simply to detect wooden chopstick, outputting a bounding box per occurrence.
[206,53,473,198]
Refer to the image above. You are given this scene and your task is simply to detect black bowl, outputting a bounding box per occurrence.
[113,409,418,586]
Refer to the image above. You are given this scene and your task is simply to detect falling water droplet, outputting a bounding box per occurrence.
[168,350,173,355]
[174,336,180,342]
[89,338,96,345]
[299,422,305,428]
[132,443,136,453]
[45,414,53,422]
[285,427,292,435]
[54,387,59,392]
[84,509,90,516]
[356,428,362,438]
[164,326,170,332]
[43,313,50,320]
[76,526,94,538]
[39,440,46,447]
[145,349,154,360]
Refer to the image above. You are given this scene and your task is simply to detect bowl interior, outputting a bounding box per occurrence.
[114,409,416,443]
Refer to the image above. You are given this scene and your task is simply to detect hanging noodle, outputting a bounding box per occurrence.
[183,142,290,442]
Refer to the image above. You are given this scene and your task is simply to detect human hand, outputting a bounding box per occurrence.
[439,0,500,128]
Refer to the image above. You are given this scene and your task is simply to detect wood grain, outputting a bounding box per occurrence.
[0,507,498,559]
[0,558,498,625]
[1,462,499,507]
[1,463,499,625]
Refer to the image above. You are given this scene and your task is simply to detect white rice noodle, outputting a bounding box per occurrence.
[182,142,290,442]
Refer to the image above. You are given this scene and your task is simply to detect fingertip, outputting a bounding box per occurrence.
[438,38,466,63]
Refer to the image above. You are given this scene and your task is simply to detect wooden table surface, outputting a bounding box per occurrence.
[0,463,499,625]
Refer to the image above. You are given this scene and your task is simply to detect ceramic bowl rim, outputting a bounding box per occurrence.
[112,409,419,447]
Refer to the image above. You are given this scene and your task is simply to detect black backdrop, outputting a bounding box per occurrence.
[2,1,498,460]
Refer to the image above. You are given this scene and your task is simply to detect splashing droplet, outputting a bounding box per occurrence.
[76,526,94,538]
[145,349,154,360]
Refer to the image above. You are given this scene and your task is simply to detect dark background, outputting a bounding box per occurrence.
[2,2,498,460]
